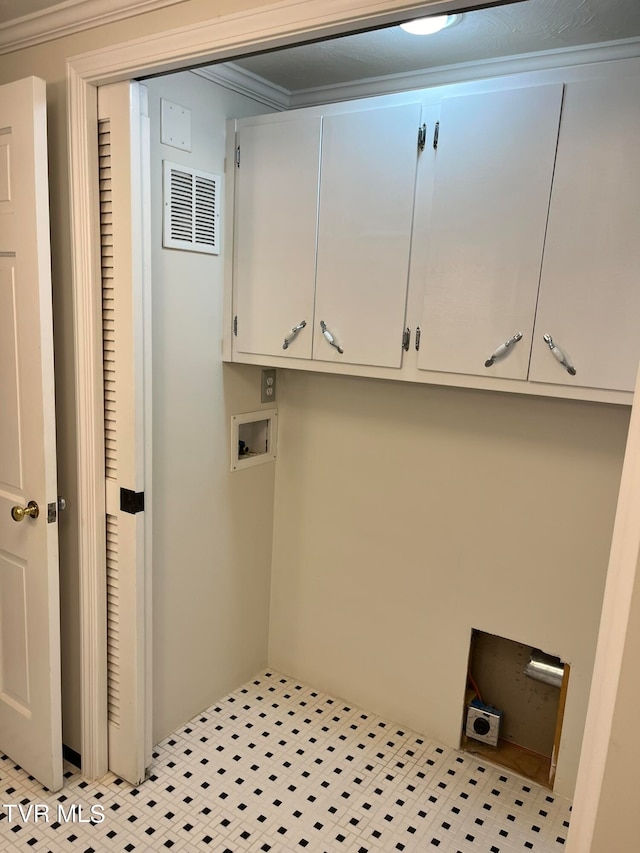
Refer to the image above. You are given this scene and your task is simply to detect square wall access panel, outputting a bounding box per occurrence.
[160,98,191,151]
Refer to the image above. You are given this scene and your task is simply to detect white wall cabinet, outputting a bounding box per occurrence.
[529,75,640,393]
[228,60,640,405]
[233,102,422,368]
[234,115,321,360]
[312,104,421,368]
[416,74,640,394]
[416,84,564,380]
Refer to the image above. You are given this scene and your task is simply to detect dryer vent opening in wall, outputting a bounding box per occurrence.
[463,629,569,790]
[163,160,220,254]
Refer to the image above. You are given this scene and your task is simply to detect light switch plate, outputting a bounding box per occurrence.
[161,99,192,151]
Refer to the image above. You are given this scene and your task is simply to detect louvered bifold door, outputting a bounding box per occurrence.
[98,81,152,785]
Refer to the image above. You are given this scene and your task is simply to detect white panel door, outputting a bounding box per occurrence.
[0,77,62,792]
[529,75,640,392]
[417,84,564,379]
[98,81,151,786]
[234,116,321,359]
[313,103,421,368]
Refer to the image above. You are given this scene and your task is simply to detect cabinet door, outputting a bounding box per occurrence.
[234,116,321,358]
[417,84,564,379]
[312,103,421,368]
[529,76,640,392]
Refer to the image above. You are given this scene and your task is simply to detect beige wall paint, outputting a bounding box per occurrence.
[144,70,276,741]
[269,371,629,798]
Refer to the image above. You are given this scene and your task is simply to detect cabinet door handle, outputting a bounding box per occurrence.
[485,332,523,367]
[320,321,344,354]
[282,320,307,350]
[543,333,577,375]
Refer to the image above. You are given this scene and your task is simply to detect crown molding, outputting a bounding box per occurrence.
[288,36,640,106]
[192,63,290,111]
[0,0,184,55]
[198,36,640,111]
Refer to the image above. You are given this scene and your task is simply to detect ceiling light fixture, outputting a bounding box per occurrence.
[400,14,460,35]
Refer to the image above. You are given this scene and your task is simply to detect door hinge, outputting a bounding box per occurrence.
[235,145,240,167]
[415,326,421,351]
[417,124,427,152]
[120,488,145,515]
[402,327,411,351]
[433,121,440,150]
[234,315,238,336]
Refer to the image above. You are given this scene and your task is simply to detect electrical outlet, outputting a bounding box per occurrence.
[261,369,276,403]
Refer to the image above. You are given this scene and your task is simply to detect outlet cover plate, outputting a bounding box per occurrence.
[261,369,276,404]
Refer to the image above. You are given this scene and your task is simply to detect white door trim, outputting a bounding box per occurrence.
[66,4,631,848]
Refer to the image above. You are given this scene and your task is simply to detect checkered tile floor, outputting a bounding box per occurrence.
[0,670,571,851]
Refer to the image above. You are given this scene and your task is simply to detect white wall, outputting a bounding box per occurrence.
[145,70,276,741]
[269,371,629,798]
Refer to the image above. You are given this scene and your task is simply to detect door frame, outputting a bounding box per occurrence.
[67,0,633,846]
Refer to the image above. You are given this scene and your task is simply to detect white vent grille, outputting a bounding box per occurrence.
[99,118,117,480]
[106,513,121,727]
[163,160,220,254]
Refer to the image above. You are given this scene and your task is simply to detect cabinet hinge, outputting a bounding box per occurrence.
[402,327,411,351]
[433,121,440,150]
[120,488,145,515]
[415,326,421,351]
[417,124,427,152]
[235,145,240,167]
[234,315,238,336]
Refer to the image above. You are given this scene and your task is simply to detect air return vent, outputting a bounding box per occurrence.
[163,160,220,254]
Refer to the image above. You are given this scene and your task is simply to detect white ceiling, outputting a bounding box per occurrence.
[229,0,640,92]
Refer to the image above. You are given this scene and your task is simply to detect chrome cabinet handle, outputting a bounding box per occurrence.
[485,332,523,367]
[282,320,307,350]
[543,333,576,375]
[320,321,343,354]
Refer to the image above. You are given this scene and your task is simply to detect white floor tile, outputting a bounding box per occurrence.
[0,670,571,852]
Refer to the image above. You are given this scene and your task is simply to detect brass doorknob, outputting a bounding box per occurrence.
[11,501,39,522]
